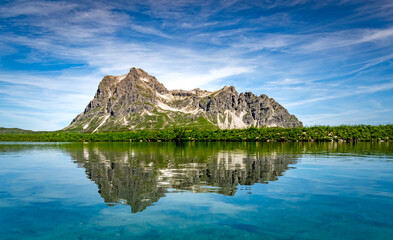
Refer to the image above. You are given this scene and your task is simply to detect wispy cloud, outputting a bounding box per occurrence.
[299,108,393,126]
[298,27,393,53]
[129,24,171,38]
[285,81,393,107]
[162,65,254,90]
[0,0,77,17]
[1,0,393,129]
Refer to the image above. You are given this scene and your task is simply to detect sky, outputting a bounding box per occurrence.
[1,0,393,130]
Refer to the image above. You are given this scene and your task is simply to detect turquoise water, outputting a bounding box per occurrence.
[0,142,392,239]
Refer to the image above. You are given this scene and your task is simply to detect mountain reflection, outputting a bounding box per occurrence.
[64,142,300,213]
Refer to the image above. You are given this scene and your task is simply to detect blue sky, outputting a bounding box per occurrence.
[1,0,393,130]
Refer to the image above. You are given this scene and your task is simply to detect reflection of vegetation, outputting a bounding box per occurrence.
[1,141,392,156]
[62,142,300,213]
[1,141,392,213]
[0,125,392,142]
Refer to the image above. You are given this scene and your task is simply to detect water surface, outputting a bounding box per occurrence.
[0,142,392,239]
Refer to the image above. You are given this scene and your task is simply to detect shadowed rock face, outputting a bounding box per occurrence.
[64,67,302,132]
[64,142,300,213]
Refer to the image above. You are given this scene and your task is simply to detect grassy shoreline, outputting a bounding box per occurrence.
[0,125,392,142]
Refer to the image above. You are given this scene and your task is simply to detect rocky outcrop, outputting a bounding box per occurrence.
[64,67,302,132]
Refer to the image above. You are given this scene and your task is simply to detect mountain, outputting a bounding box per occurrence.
[65,67,302,132]
[0,127,34,134]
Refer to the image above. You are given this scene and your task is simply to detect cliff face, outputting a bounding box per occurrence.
[65,67,302,132]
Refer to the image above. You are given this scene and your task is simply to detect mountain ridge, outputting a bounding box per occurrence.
[65,67,302,132]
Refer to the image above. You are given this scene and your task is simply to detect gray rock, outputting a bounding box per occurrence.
[65,67,302,132]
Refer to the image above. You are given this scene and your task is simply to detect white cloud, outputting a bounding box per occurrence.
[130,24,171,38]
[0,0,77,17]
[297,27,393,53]
[285,81,393,107]
[299,109,393,126]
[162,65,254,90]
[267,78,309,86]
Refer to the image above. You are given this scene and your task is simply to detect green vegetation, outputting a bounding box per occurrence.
[0,125,392,142]
[65,110,219,133]
[0,127,35,134]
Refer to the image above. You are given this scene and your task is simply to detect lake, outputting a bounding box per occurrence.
[0,142,392,239]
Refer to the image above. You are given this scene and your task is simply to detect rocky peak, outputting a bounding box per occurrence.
[170,88,212,98]
[222,85,237,92]
[65,67,302,132]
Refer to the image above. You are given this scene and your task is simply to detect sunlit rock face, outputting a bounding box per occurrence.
[65,142,300,213]
[64,67,302,132]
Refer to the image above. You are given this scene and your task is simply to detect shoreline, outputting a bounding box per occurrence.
[0,125,392,142]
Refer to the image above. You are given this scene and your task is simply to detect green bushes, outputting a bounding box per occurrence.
[0,125,392,142]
